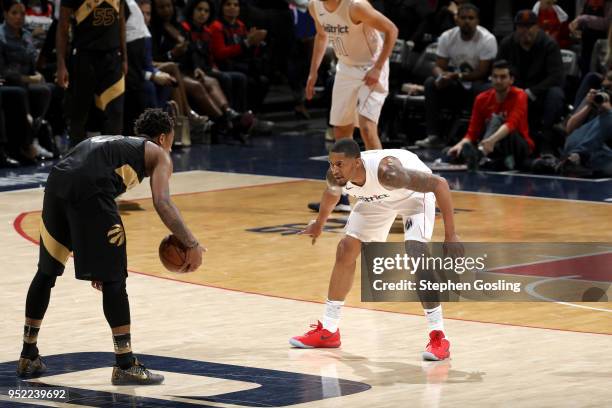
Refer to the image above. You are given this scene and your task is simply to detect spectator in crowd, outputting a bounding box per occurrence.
[56,0,127,146]
[447,60,533,171]
[533,0,571,49]
[150,0,247,140]
[24,0,53,50]
[125,0,174,133]
[0,0,54,160]
[556,68,612,176]
[0,92,21,167]
[383,0,437,46]
[569,0,612,74]
[209,0,269,112]
[239,0,295,82]
[498,10,565,155]
[137,0,201,119]
[181,0,248,113]
[572,24,612,107]
[417,3,497,149]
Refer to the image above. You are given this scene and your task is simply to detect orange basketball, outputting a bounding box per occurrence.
[158,235,187,272]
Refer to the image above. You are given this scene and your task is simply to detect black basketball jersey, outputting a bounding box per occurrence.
[62,0,125,51]
[46,136,148,203]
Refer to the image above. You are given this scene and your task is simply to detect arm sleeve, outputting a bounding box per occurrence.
[496,36,510,61]
[436,31,450,59]
[504,91,528,133]
[529,41,565,95]
[479,34,498,61]
[143,37,158,80]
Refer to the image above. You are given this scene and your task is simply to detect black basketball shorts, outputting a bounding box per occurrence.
[38,191,127,282]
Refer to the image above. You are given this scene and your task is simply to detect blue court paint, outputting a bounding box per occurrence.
[0,352,370,407]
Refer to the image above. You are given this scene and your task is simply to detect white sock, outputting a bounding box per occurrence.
[321,299,344,333]
[424,305,444,332]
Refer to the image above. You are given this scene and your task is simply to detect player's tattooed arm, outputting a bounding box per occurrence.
[149,147,199,248]
[325,168,343,196]
[378,156,442,192]
[378,156,460,243]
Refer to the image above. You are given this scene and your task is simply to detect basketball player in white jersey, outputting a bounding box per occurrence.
[306,0,398,213]
[290,139,463,361]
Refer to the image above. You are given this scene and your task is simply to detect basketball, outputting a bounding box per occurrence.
[158,235,187,272]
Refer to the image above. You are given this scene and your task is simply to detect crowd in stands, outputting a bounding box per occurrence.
[383,0,611,177]
[0,0,609,178]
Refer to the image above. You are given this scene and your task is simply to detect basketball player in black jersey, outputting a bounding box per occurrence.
[57,0,127,146]
[16,109,205,385]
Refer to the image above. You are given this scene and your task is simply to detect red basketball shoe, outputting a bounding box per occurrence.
[422,330,450,361]
[289,321,341,348]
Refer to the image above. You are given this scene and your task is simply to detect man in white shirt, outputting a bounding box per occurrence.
[417,3,498,149]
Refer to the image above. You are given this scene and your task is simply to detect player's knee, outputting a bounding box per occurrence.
[336,237,360,265]
[357,120,377,140]
[102,279,127,298]
[32,270,57,290]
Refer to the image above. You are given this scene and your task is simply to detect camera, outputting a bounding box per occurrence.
[593,89,611,105]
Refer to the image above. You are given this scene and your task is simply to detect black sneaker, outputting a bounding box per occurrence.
[111,358,164,385]
[307,193,351,213]
[17,355,46,378]
[531,154,560,174]
[415,135,446,149]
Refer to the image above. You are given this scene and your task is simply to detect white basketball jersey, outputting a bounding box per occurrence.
[313,0,382,66]
[344,150,432,203]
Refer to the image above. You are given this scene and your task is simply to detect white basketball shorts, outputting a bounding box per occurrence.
[345,192,436,243]
[330,61,389,127]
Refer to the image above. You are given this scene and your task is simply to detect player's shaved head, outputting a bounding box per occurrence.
[331,139,361,158]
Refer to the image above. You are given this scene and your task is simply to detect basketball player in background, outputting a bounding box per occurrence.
[291,139,463,361]
[306,0,398,213]
[16,109,205,384]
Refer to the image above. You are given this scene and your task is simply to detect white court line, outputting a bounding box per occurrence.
[308,158,612,203]
[525,275,612,313]
[451,189,612,205]
[310,155,612,182]
[480,170,612,183]
[487,248,612,273]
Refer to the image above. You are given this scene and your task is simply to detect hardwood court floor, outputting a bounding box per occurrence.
[1,171,611,407]
[15,174,612,334]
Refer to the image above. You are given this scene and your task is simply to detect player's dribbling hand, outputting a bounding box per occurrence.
[298,219,323,245]
[305,72,317,100]
[180,244,206,273]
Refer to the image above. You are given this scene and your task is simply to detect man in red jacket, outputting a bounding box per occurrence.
[447,59,534,170]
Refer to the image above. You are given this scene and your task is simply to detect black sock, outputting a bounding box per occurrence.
[113,333,134,369]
